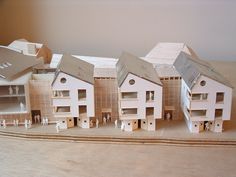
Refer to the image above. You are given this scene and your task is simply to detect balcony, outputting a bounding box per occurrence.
[186,108,208,121]
[0,98,27,114]
[185,93,208,109]
[53,106,71,116]
[120,108,138,120]
[52,90,70,99]
[121,92,138,100]
[0,86,27,114]
[0,85,25,97]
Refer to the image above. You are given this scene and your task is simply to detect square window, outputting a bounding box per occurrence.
[215,109,223,118]
[146,91,154,101]
[78,89,86,100]
[191,110,207,117]
[216,92,224,103]
[121,92,137,99]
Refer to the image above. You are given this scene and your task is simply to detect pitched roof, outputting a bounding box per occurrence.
[116,52,162,87]
[52,55,94,85]
[144,42,197,65]
[8,39,52,63]
[0,47,41,81]
[0,72,32,85]
[173,52,233,89]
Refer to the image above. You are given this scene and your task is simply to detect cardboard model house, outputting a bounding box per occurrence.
[116,52,163,131]
[143,43,197,120]
[174,52,233,133]
[51,55,95,129]
[0,47,42,123]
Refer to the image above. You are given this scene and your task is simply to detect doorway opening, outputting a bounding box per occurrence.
[138,119,141,128]
[101,112,112,123]
[31,110,41,124]
[164,110,173,120]
[74,117,78,126]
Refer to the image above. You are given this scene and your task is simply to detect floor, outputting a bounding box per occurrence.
[0,136,235,177]
[1,62,236,176]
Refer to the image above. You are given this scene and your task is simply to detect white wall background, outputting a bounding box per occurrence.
[0,0,236,60]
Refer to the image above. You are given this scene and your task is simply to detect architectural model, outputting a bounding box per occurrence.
[0,40,233,133]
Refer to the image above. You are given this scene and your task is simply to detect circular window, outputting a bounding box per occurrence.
[129,79,135,85]
[60,77,67,83]
[200,80,206,86]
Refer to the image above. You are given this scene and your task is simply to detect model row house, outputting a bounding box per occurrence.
[143,43,197,120]
[51,55,95,129]
[116,52,163,131]
[0,40,233,133]
[174,52,233,133]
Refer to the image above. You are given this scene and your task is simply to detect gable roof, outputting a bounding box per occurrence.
[174,52,233,89]
[0,47,41,81]
[144,42,197,65]
[52,54,94,85]
[116,52,162,87]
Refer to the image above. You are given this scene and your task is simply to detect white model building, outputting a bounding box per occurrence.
[0,47,43,123]
[144,43,197,120]
[51,54,119,124]
[116,52,163,131]
[51,55,95,129]
[174,52,233,133]
[0,40,233,133]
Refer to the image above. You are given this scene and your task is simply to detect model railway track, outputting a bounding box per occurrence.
[0,130,235,147]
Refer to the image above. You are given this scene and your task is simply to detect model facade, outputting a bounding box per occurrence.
[117,52,162,131]
[143,43,196,121]
[52,55,95,129]
[174,52,233,133]
[0,46,43,123]
[0,40,233,133]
